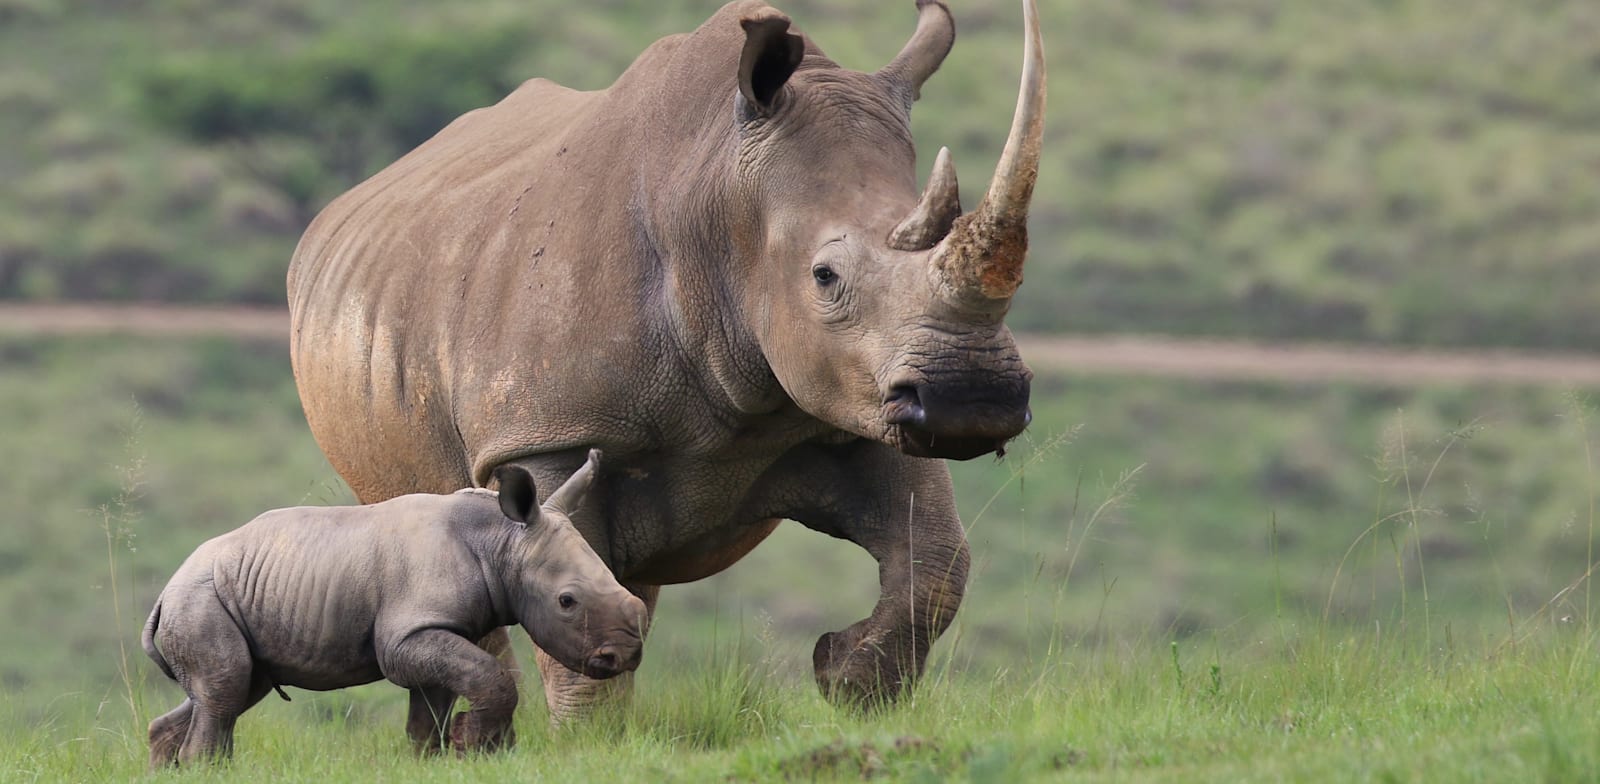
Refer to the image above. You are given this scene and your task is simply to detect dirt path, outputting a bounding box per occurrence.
[1019,334,1600,388]
[5,303,1600,388]
[0,303,289,340]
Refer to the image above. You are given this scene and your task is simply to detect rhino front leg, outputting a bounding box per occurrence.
[477,627,523,682]
[383,629,518,755]
[401,626,517,750]
[794,444,971,708]
[534,583,658,725]
[405,686,456,755]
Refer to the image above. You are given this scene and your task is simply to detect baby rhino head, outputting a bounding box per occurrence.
[493,449,645,680]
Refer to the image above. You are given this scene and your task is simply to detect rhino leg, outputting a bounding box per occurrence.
[384,629,518,755]
[152,596,270,764]
[405,686,457,755]
[173,670,275,765]
[533,583,659,725]
[794,443,971,708]
[147,698,193,769]
[394,621,518,752]
[477,627,522,683]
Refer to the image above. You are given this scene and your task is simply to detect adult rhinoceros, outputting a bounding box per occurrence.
[287,0,1044,718]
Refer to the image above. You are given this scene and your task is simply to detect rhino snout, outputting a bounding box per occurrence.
[583,641,641,680]
[881,373,1033,460]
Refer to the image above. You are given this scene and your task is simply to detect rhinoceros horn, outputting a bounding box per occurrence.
[887,146,960,252]
[876,0,956,101]
[879,2,962,252]
[926,0,1045,305]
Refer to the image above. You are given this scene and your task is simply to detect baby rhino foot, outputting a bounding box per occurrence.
[147,699,194,770]
[449,712,516,756]
[410,724,451,757]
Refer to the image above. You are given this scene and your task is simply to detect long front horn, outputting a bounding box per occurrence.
[888,147,961,251]
[876,0,955,101]
[932,0,1044,303]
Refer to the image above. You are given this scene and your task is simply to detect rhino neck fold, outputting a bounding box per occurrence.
[644,138,792,422]
[479,522,537,627]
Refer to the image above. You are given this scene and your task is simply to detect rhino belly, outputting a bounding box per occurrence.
[625,517,782,584]
[260,651,385,691]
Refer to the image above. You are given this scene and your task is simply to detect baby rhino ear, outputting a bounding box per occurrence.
[491,465,539,525]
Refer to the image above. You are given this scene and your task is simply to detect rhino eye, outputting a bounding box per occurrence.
[812,265,837,285]
[558,593,576,610]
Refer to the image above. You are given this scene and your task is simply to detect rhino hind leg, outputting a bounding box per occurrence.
[173,670,276,764]
[147,698,194,769]
[534,584,659,725]
[151,598,268,764]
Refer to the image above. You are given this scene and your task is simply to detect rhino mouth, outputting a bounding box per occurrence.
[881,383,1031,460]
[892,423,1019,460]
[579,643,642,680]
[582,662,628,680]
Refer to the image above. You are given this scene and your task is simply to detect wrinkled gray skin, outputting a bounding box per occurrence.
[142,450,646,766]
[288,0,1044,717]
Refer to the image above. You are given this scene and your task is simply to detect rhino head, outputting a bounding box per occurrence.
[729,0,1045,460]
[492,451,645,679]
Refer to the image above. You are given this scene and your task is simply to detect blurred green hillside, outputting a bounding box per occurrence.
[4,0,1599,348]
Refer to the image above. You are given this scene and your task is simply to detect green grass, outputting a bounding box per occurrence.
[3,335,1598,687]
[8,630,1600,781]
[5,335,1600,778]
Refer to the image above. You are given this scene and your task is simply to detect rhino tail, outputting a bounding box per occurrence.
[142,598,177,683]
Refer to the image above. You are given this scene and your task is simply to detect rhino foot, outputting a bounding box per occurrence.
[811,622,926,710]
[449,711,516,756]
[147,698,194,770]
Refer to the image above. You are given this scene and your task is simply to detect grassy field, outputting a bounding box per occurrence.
[9,632,1600,781]
[4,335,1600,779]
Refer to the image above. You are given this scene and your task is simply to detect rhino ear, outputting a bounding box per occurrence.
[492,465,539,525]
[738,10,804,115]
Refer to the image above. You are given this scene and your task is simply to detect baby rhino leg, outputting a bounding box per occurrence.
[385,630,518,756]
[154,601,261,764]
[147,699,194,769]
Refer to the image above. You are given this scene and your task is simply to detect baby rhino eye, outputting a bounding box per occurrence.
[558,592,576,609]
[812,265,836,285]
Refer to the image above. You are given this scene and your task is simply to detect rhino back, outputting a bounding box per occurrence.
[288,75,604,502]
[288,3,793,506]
[197,495,500,688]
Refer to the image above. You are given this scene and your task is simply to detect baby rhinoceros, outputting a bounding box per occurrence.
[142,449,644,767]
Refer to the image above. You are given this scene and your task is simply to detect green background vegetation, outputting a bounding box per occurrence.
[4,0,1600,347]
[4,0,1600,778]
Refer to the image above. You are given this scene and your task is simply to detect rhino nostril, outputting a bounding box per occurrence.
[884,385,926,427]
